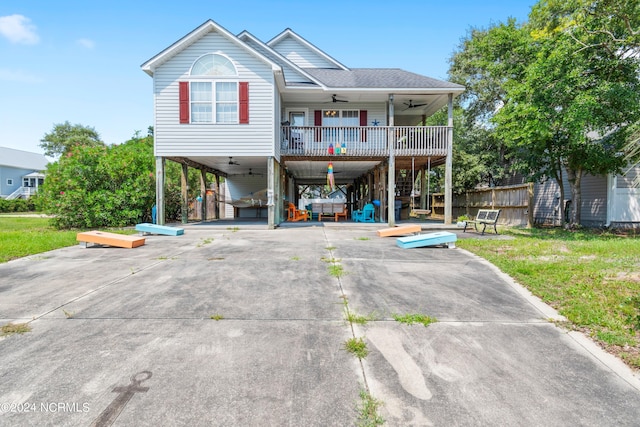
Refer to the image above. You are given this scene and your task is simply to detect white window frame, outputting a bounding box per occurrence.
[322,109,360,143]
[189,80,239,124]
[189,52,239,124]
[7,178,13,186]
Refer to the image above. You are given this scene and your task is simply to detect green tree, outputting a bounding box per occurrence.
[39,121,104,157]
[448,19,536,188]
[495,1,640,226]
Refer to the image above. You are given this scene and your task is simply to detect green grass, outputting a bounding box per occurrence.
[0,217,139,263]
[210,314,224,321]
[356,390,385,426]
[345,310,377,325]
[328,264,345,278]
[0,217,78,263]
[393,313,437,327]
[1,322,32,337]
[344,337,369,359]
[457,227,640,368]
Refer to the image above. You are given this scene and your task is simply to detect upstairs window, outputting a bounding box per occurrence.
[180,54,247,124]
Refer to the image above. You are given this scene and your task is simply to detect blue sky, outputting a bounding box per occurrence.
[0,0,535,156]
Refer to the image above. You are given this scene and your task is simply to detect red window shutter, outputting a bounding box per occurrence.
[179,81,189,124]
[239,82,249,124]
[360,110,368,141]
[314,110,322,141]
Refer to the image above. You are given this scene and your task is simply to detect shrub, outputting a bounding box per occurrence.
[39,137,157,228]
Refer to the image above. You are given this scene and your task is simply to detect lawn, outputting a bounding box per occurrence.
[457,227,640,369]
[0,217,78,263]
[0,216,134,263]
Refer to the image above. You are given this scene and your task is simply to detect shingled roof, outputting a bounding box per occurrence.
[302,68,463,89]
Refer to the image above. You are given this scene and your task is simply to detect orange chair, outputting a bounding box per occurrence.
[287,203,310,222]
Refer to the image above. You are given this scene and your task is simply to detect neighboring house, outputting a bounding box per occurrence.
[0,147,48,199]
[141,20,464,228]
[532,167,640,228]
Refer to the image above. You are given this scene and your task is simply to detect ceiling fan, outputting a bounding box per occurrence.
[403,100,428,110]
[331,94,348,103]
[228,157,240,165]
[247,168,264,176]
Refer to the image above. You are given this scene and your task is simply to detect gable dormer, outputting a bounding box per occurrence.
[267,28,349,70]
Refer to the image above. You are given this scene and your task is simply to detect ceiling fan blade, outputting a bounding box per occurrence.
[332,94,348,103]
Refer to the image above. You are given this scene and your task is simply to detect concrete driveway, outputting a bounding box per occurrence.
[1,224,639,426]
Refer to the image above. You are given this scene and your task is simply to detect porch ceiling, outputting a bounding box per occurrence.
[284,160,381,185]
[281,91,452,123]
[170,155,446,184]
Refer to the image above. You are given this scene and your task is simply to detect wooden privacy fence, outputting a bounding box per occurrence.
[431,183,534,227]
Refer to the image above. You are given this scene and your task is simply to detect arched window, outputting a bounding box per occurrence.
[179,54,248,124]
[190,53,237,76]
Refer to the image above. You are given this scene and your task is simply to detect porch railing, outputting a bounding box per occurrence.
[280,126,450,157]
[6,186,37,200]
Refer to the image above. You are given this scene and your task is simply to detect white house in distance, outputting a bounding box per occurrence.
[0,147,48,200]
[141,19,465,228]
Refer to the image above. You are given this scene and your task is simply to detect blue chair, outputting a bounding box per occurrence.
[353,203,375,222]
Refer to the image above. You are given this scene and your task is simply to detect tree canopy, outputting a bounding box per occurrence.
[448,0,640,225]
[39,121,104,158]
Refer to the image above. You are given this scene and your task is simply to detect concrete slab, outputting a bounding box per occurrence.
[1,226,639,426]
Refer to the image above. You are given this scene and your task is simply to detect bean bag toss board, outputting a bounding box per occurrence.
[135,223,184,236]
[377,224,421,237]
[396,231,457,249]
[76,231,145,248]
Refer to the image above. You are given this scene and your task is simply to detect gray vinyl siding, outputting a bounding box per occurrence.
[153,32,275,157]
[533,172,608,226]
[579,174,607,227]
[270,36,337,69]
[533,179,562,225]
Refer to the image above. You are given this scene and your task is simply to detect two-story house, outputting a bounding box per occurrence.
[141,19,464,228]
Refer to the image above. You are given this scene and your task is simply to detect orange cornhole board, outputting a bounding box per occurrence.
[76,230,145,249]
[376,224,422,237]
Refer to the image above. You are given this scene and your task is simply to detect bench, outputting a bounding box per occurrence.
[135,223,184,236]
[377,224,421,237]
[312,203,348,222]
[463,209,501,235]
[76,230,146,248]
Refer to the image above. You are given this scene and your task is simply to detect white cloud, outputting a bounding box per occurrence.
[0,68,43,83]
[77,38,95,49]
[0,14,39,45]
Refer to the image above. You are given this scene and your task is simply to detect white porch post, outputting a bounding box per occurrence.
[387,94,396,226]
[267,156,276,229]
[444,93,453,225]
[155,156,165,225]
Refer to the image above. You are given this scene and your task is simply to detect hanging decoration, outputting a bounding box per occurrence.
[327,162,335,190]
[328,143,334,155]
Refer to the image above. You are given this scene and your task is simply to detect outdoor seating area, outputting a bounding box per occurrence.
[312,203,348,222]
[353,203,375,223]
[464,209,501,235]
[287,203,310,222]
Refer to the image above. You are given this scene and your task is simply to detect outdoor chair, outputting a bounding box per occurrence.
[352,203,375,223]
[287,203,310,222]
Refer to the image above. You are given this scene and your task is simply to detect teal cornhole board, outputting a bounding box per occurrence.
[135,223,184,236]
[396,231,457,249]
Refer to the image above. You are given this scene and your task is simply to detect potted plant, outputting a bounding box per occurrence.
[456,214,470,228]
